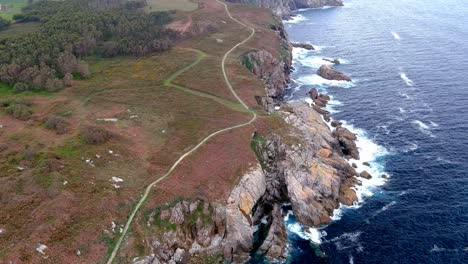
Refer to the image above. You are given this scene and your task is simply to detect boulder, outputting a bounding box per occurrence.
[331,120,342,127]
[352,163,357,168]
[309,88,318,100]
[312,105,330,116]
[363,162,371,167]
[313,98,327,107]
[381,174,389,179]
[318,94,330,102]
[360,171,372,179]
[317,65,352,82]
[292,42,314,50]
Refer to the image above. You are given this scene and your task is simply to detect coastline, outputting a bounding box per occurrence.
[133,1,389,263]
[281,9,390,247]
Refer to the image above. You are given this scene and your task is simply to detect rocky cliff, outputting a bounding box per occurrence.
[134,100,362,263]
[226,0,343,17]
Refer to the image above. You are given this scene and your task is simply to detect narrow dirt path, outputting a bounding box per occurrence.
[106,1,256,263]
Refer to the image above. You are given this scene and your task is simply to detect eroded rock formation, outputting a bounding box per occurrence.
[317,64,352,82]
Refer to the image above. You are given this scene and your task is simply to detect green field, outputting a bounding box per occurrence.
[146,0,198,12]
[0,0,28,20]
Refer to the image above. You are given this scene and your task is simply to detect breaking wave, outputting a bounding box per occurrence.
[297,74,356,88]
[391,31,401,41]
[400,73,414,86]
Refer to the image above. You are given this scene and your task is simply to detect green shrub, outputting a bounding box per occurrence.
[5,104,33,120]
[13,82,31,93]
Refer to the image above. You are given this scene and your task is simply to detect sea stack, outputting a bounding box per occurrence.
[317,65,352,82]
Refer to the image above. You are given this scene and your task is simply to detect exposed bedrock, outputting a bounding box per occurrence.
[317,64,352,82]
[244,50,289,99]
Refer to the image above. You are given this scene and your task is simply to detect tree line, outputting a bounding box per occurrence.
[0,0,177,92]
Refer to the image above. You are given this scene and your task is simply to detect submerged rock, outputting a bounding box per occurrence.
[317,65,352,82]
[323,58,341,64]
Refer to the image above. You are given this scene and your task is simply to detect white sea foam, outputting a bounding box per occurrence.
[429,121,439,127]
[391,31,401,41]
[399,107,406,113]
[325,97,343,114]
[400,73,414,86]
[297,74,356,88]
[400,74,413,86]
[284,211,323,244]
[340,121,389,203]
[300,56,349,68]
[377,201,397,214]
[398,91,411,99]
[412,120,436,137]
[349,256,354,264]
[284,14,308,24]
[403,142,419,152]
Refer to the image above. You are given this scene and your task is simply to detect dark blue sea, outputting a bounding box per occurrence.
[277,0,468,263]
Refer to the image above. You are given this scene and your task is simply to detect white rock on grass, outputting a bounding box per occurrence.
[96,118,118,122]
[111,177,124,183]
[36,244,47,255]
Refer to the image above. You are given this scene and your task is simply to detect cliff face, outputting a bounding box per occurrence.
[226,0,343,17]
[135,102,360,263]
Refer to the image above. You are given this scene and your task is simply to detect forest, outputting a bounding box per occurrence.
[0,0,177,91]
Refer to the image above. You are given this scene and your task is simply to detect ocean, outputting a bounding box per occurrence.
[280,0,468,263]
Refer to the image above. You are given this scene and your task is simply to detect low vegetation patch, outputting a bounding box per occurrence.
[45,115,69,134]
[81,125,113,144]
[1,98,33,120]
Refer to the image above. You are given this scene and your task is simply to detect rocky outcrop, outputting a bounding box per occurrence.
[224,165,266,262]
[281,102,358,225]
[292,42,314,50]
[317,64,352,81]
[244,23,292,101]
[333,126,359,160]
[258,204,287,259]
[133,200,227,264]
[226,0,344,18]
[244,50,289,99]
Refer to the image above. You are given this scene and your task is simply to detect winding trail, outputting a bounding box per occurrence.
[106,1,256,263]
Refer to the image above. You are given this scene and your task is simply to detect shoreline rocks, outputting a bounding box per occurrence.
[317,64,352,82]
[292,42,315,50]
